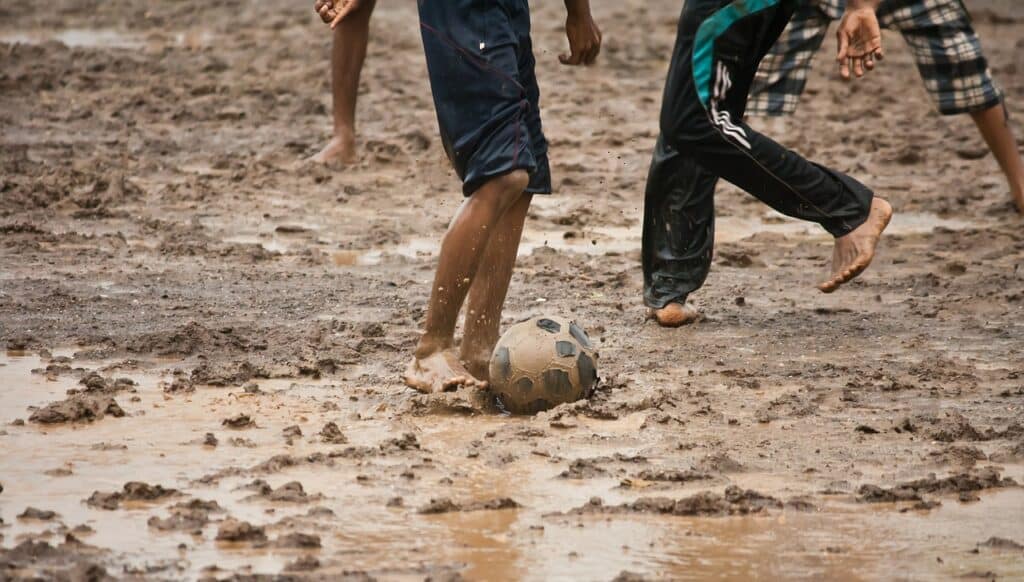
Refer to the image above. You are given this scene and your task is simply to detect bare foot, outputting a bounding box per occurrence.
[819,198,893,293]
[649,302,699,328]
[308,134,356,165]
[403,350,488,394]
[1012,186,1024,215]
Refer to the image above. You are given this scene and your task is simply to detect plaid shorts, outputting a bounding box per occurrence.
[749,0,1003,116]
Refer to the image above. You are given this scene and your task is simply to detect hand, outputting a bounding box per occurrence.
[315,0,362,29]
[560,11,602,66]
[314,0,336,24]
[836,7,883,79]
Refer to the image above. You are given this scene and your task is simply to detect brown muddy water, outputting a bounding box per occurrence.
[2,351,1021,580]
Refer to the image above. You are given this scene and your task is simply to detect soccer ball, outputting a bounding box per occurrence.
[488,316,599,415]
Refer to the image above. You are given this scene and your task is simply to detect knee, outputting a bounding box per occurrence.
[492,170,530,197]
[478,170,530,212]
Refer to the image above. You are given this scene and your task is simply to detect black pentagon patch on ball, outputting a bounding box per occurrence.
[514,376,534,395]
[569,322,592,348]
[536,318,561,334]
[542,369,574,398]
[493,347,512,382]
[555,340,577,358]
[577,352,597,397]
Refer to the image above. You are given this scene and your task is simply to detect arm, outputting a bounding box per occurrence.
[836,0,884,79]
[560,0,602,66]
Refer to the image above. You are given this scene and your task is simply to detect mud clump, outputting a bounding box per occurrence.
[635,468,713,483]
[284,555,321,572]
[76,372,135,394]
[418,498,521,515]
[29,394,125,424]
[895,412,985,442]
[978,537,1024,551]
[567,486,781,517]
[857,468,1016,504]
[222,413,255,429]
[273,532,322,549]
[86,482,178,510]
[243,480,320,504]
[560,458,610,479]
[0,537,107,581]
[216,519,267,544]
[320,421,349,444]
[17,507,59,521]
[147,499,224,533]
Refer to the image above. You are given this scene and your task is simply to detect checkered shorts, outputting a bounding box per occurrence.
[748,0,1003,116]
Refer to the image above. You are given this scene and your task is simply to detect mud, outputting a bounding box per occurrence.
[2,0,1024,579]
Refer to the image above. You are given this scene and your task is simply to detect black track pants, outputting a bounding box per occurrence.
[642,0,874,308]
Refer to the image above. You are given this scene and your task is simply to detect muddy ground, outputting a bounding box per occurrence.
[1,0,1023,580]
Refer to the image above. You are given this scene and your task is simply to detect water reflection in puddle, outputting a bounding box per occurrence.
[2,351,1021,580]
[0,29,144,49]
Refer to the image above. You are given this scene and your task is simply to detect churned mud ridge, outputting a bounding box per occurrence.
[562,486,789,517]
[857,467,1018,505]
[418,498,521,515]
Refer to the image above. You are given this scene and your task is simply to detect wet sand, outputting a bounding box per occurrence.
[2,0,1024,580]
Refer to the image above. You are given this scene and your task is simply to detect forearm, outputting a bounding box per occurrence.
[564,0,591,18]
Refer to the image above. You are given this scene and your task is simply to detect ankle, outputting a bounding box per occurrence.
[415,334,453,359]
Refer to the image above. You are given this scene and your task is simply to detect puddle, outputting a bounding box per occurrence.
[0,28,217,51]
[2,351,1022,579]
[210,210,989,268]
[0,29,145,49]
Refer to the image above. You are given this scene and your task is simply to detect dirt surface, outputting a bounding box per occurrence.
[1,0,1023,580]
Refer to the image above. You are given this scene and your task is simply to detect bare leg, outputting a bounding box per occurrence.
[819,198,893,293]
[649,302,700,327]
[310,0,375,165]
[970,102,1024,213]
[460,194,533,380]
[404,171,530,393]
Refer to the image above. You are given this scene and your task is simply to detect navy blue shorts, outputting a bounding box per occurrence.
[418,0,552,197]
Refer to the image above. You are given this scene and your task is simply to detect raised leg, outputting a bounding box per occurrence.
[310,0,375,165]
[460,193,533,380]
[403,170,530,393]
[970,102,1024,213]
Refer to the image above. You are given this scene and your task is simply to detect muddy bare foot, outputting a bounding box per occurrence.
[403,350,487,394]
[649,302,699,328]
[819,198,893,293]
[308,134,356,165]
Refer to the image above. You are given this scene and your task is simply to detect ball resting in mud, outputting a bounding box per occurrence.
[488,316,599,415]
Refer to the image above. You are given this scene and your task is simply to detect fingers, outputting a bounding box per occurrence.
[837,31,851,80]
[559,51,580,66]
[315,0,335,24]
[329,0,360,29]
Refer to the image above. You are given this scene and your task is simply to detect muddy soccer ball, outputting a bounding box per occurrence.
[488,316,599,415]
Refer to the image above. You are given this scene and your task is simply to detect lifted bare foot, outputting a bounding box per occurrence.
[819,198,893,293]
[308,134,356,165]
[403,350,488,394]
[649,302,699,327]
